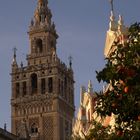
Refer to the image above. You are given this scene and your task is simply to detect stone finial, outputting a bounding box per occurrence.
[88,80,93,93]
[108,0,117,31]
[110,11,115,21]
[118,15,124,26]
[68,55,73,69]
[109,11,117,31]
[118,15,124,33]
[12,47,17,65]
[117,15,129,45]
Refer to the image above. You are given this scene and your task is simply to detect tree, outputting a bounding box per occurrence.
[72,120,111,140]
[94,23,140,139]
[85,120,111,140]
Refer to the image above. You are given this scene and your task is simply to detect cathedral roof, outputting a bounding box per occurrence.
[0,128,19,140]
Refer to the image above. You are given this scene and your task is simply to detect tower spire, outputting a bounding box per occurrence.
[33,0,51,26]
[88,80,93,93]
[109,0,114,13]
[118,15,124,33]
[12,47,18,71]
[108,0,117,31]
[68,55,73,69]
[38,0,48,5]
[12,47,17,64]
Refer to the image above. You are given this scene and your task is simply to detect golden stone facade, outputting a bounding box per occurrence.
[72,81,97,138]
[11,0,75,140]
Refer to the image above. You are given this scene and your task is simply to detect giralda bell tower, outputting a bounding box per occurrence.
[11,0,75,139]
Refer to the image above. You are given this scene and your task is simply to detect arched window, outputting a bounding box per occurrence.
[48,77,53,93]
[31,73,37,94]
[30,123,38,134]
[36,39,43,53]
[15,83,20,98]
[22,81,27,96]
[41,78,46,94]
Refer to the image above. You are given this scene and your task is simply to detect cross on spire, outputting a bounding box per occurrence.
[109,0,114,12]
[12,47,18,65]
[68,55,73,69]
[13,47,17,58]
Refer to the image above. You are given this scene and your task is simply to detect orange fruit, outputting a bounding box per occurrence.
[124,86,129,93]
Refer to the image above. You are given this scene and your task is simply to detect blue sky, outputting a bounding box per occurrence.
[0,0,140,130]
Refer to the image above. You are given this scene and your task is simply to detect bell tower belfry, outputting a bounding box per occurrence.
[28,0,58,65]
[11,0,75,140]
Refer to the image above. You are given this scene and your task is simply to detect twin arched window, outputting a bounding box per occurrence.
[30,73,53,94]
[30,123,38,134]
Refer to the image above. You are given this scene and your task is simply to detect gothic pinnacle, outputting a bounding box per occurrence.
[37,0,48,9]
[88,80,93,93]
[68,56,73,69]
[12,47,17,64]
[38,0,48,5]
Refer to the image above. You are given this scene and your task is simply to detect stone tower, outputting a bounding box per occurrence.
[11,0,75,140]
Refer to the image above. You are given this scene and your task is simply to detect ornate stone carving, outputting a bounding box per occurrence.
[43,116,53,140]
